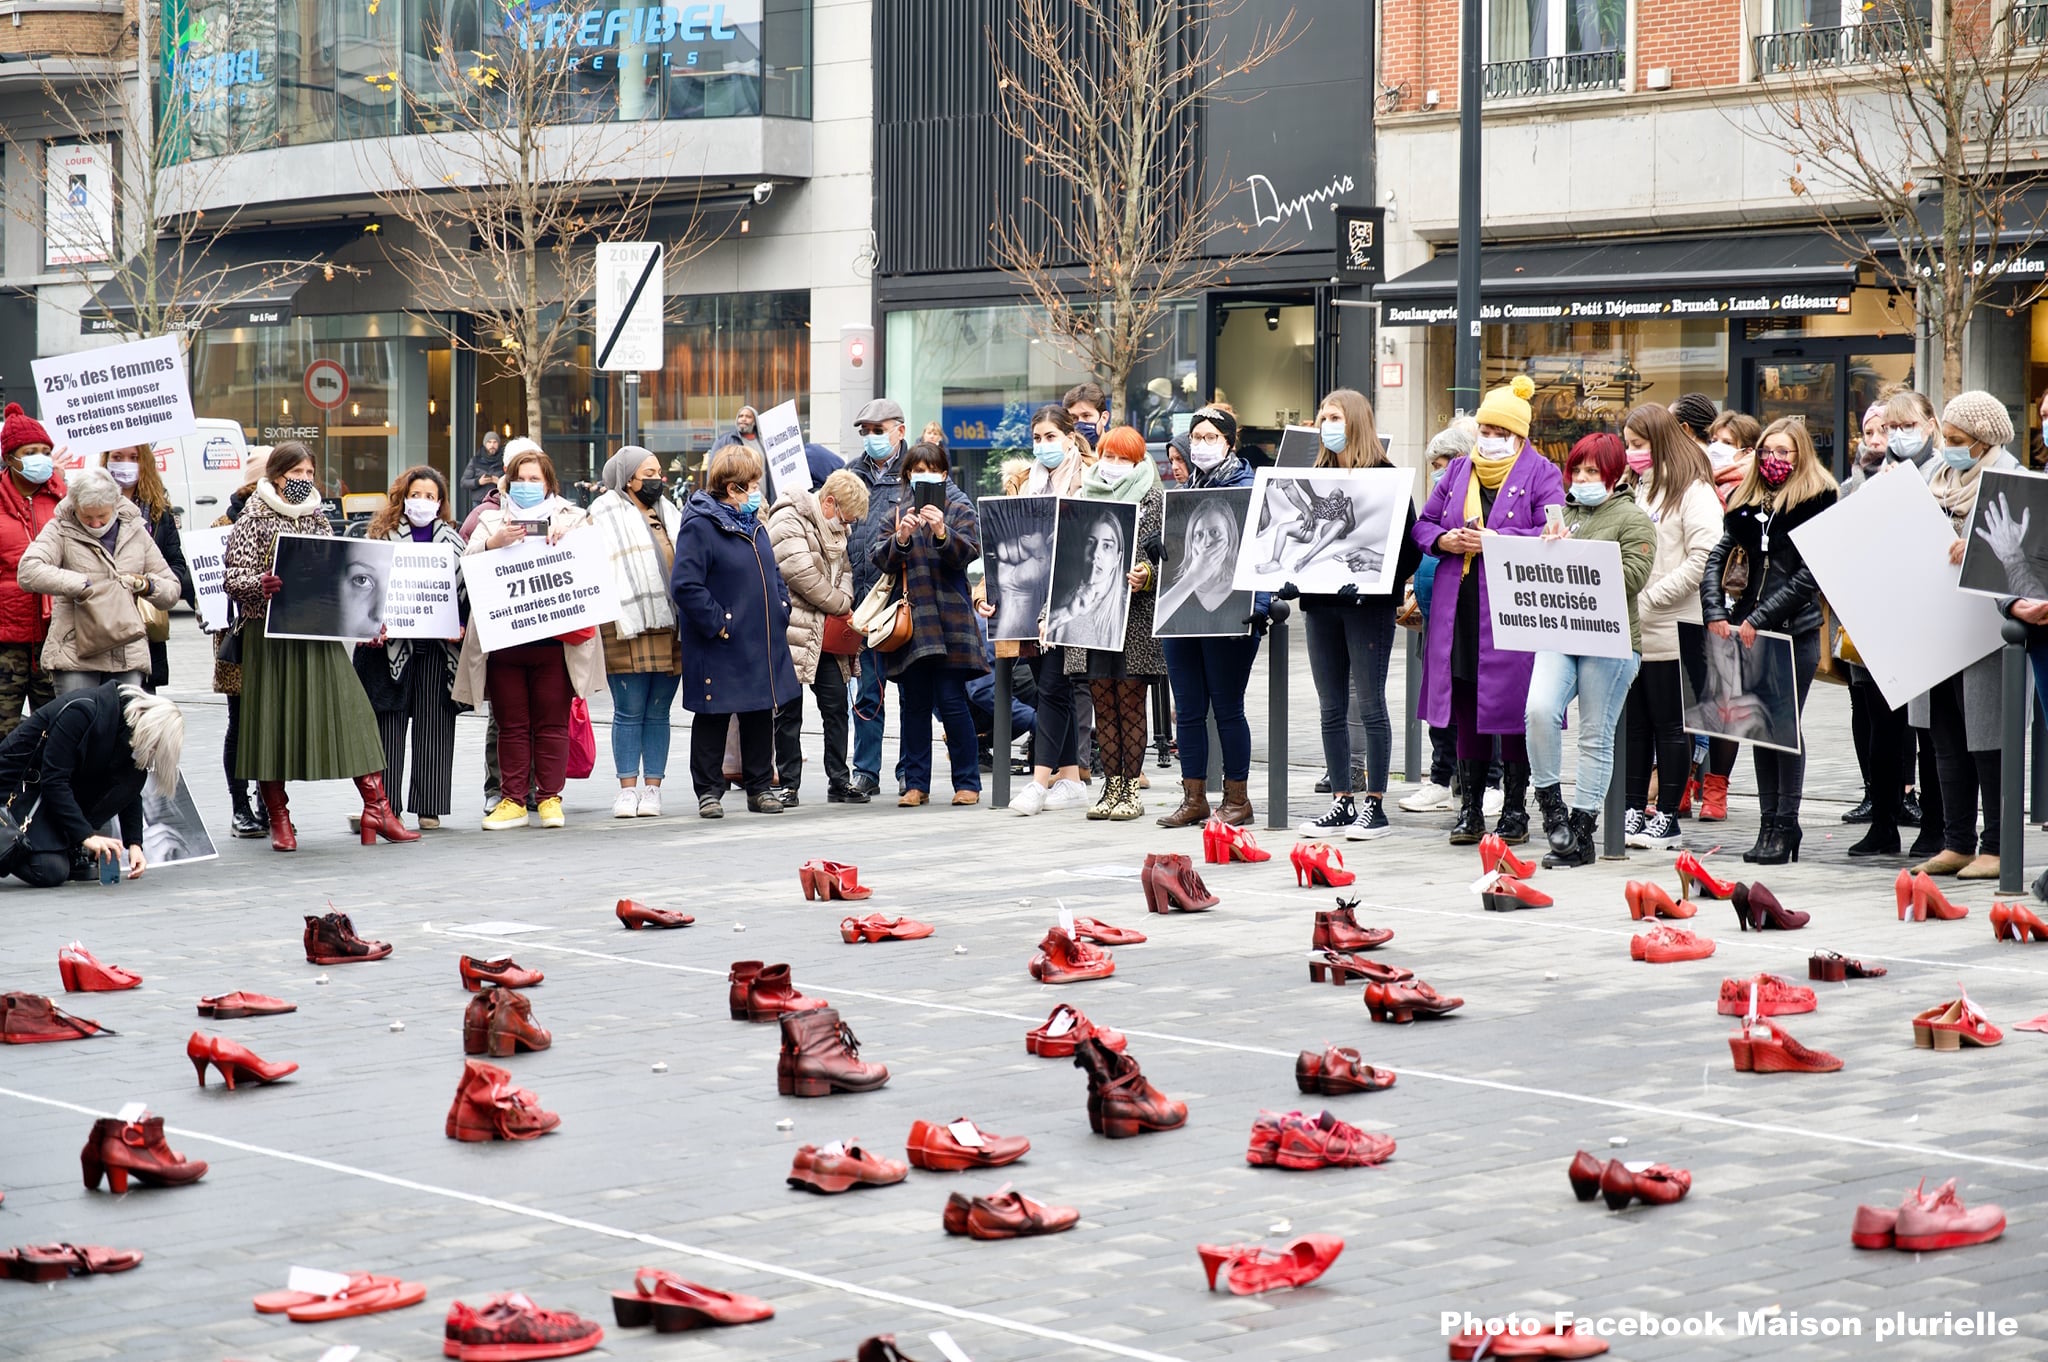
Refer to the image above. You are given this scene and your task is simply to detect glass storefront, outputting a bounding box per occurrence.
[159,0,811,163]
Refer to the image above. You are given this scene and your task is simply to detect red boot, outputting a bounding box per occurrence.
[259,781,296,852]
[355,773,419,844]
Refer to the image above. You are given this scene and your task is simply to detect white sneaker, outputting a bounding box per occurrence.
[1044,778,1089,811]
[1398,781,1454,813]
[1483,786,1505,818]
[1346,795,1393,840]
[636,785,663,817]
[612,788,640,819]
[1012,781,1048,816]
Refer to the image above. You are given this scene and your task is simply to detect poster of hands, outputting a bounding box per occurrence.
[1156,488,1254,638]
[1231,468,1410,594]
[1044,498,1139,651]
[979,495,1056,642]
[1959,469,2048,600]
[1677,620,1802,755]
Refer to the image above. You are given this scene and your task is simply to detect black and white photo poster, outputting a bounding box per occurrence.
[1156,488,1254,638]
[1959,468,2048,600]
[141,772,216,869]
[1044,497,1139,651]
[1273,425,1322,469]
[1677,620,1802,755]
[461,527,621,653]
[265,536,394,642]
[384,543,462,640]
[1232,467,1411,594]
[979,495,1056,643]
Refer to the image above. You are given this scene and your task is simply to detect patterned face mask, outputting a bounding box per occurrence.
[1758,453,1793,488]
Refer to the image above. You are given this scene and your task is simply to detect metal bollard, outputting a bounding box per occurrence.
[1602,710,1628,860]
[2002,620,2028,896]
[1267,605,1291,830]
[2033,682,2046,823]
[991,661,1011,810]
[1404,630,1424,784]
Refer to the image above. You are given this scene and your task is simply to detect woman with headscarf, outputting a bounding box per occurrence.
[589,445,683,818]
[1414,376,1565,846]
[1157,407,1265,828]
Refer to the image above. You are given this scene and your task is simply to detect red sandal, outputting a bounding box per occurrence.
[1203,817,1272,864]
[1290,842,1355,888]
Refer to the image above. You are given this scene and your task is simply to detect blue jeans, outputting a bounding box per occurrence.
[896,658,980,794]
[853,644,886,779]
[607,671,681,780]
[1526,651,1641,812]
[1163,636,1260,782]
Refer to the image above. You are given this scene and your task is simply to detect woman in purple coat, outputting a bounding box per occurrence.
[1413,375,1566,846]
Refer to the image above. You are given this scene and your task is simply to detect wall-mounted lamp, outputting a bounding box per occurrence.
[1265,308,1280,332]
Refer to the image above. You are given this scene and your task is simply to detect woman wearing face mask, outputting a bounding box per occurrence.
[1844,401,1890,495]
[17,466,182,695]
[769,467,871,806]
[1399,420,1479,815]
[1904,392,2020,881]
[1293,390,1422,842]
[871,442,985,807]
[1063,425,1165,820]
[1877,388,1943,856]
[1700,417,1839,865]
[0,404,67,738]
[992,405,1089,815]
[1836,399,1904,853]
[1686,407,1759,822]
[103,444,193,691]
[455,445,602,831]
[1157,407,1267,828]
[1524,435,1656,868]
[1617,404,1721,853]
[223,441,411,851]
[588,446,683,818]
[1415,376,1565,845]
[351,466,466,832]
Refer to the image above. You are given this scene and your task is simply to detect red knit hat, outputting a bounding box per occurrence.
[0,404,52,458]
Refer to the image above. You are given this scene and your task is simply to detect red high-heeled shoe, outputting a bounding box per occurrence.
[56,944,140,993]
[1196,1235,1343,1294]
[82,1114,208,1192]
[1482,876,1553,912]
[1675,850,1737,901]
[610,1267,775,1330]
[1916,987,2002,1049]
[1912,872,1967,922]
[1363,979,1462,1023]
[1895,867,1917,920]
[1990,901,2048,942]
[1731,881,1807,930]
[1307,950,1413,986]
[1728,1018,1842,1073]
[1142,853,1217,913]
[1807,950,1883,980]
[1624,881,1694,920]
[1290,842,1355,888]
[1479,833,1536,880]
[801,861,872,901]
[1599,1160,1690,1210]
[186,1032,299,1089]
[1204,817,1272,864]
[1312,898,1392,952]
[1567,1150,1604,1201]
[1071,916,1146,945]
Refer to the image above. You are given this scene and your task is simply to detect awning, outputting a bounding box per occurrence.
[84,227,359,335]
[1866,189,2048,283]
[1373,232,1862,326]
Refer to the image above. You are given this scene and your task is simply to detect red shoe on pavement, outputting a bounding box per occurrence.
[186,1032,298,1088]
[460,956,544,991]
[1479,833,1537,880]
[1029,928,1116,983]
[943,1189,1080,1239]
[1914,989,2002,1049]
[1481,876,1553,912]
[0,992,106,1044]
[1912,872,1968,921]
[56,943,140,993]
[1716,973,1815,1017]
[1728,1019,1842,1073]
[905,1118,1029,1171]
[786,1142,908,1194]
[1448,1322,1610,1358]
[1893,1180,2006,1251]
[1271,1109,1394,1169]
[1675,850,1736,900]
[1203,818,1272,864]
[1853,1180,1939,1249]
[445,1293,603,1359]
[196,992,295,1019]
[81,1113,206,1192]
[1597,1160,1691,1209]
[743,963,829,1022]
[839,914,935,943]
[610,1268,774,1331]
[1024,1003,1126,1058]
[1990,900,2048,942]
[303,911,391,964]
[1312,898,1393,952]
[617,898,694,929]
[1295,1045,1396,1095]
[1290,842,1355,888]
[1197,1235,1343,1294]
[1071,916,1146,945]
[0,1243,144,1281]
[445,1060,560,1142]
[801,860,873,902]
[1629,925,1716,963]
[1624,881,1693,920]
[1364,979,1463,1023]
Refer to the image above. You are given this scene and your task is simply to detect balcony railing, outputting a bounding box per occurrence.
[1753,20,1925,76]
[1482,48,1626,100]
[2018,2,2048,46]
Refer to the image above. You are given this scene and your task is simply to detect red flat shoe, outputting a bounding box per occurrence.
[952,1189,1080,1240]
[610,1269,774,1331]
[196,992,295,1019]
[1290,841,1355,888]
[0,1243,144,1281]
[1,991,107,1044]
[1313,898,1392,951]
[286,1275,427,1322]
[1624,881,1693,920]
[1029,928,1115,983]
[786,1142,909,1194]
[905,1117,1030,1171]
[1675,850,1737,901]
[617,898,694,929]
[1197,1234,1342,1294]
[1308,950,1412,986]
[1449,1323,1610,1358]
[1271,1109,1394,1168]
[1729,1018,1842,1073]
[255,1271,377,1313]
[1364,979,1463,1023]
[460,956,544,991]
[1717,973,1815,1017]
[1295,1045,1395,1095]
[1991,900,2048,942]
[57,943,141,993]
[839,914,935,943]
[1807,950,1883,981]
[1598,1159,1690,1210]
[1567,1150,1604,1201]
[1024,1003,1125,1058]
[1630,925,1715,963]
[802,860,872,902]
[445,1293,603,1359]
[1893,1180,2006,1252]
[1853,1180,1939,1249]
[1913,873,1967,921]
[1479,833,1536,879]
[1482,876,1553,912]
[187,1032,298,1088]
[1731,881,1807,931]
[1071,916,1146,946]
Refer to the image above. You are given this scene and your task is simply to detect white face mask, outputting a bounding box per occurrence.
[1705,440,1737,469]
[404,497,440,527]
[106,462,141,487]
[1187,439,1227,470]
[1096,459,1134,480]
[1475,435,1516,460]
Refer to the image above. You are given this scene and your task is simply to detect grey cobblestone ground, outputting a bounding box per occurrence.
[2,627,2047,1361]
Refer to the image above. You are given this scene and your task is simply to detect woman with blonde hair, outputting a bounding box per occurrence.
[0,680,183,886]
[1700,416,1839,865]
[17,467,181,695]
[769,466,870,802]
[102,443,192,690]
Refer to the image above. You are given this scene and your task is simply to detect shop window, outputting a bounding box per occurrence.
[1483,0,1626,100]
[1755,0,1932,75]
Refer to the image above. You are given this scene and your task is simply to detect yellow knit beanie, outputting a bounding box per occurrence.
[1474,375,1535,438]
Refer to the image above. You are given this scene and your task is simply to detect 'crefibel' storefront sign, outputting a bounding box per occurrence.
[516,4,744,49]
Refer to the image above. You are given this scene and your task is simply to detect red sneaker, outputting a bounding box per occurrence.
[445,1293,603,1359]
[1630,926,1716,963]
[1893,1179,2006,1251]
[1716,973,1814,1017]
[1272,1109,1394,1169]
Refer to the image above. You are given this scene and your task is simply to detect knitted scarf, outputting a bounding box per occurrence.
[1083,452,1162,504]
[589,487,679,638]
[1926,448,1999,530]
[1459,447,1519,575]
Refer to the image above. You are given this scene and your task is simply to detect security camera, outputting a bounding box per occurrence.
[752,182,774,206]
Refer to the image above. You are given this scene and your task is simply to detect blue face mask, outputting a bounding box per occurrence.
[742,490,763,516]
[1033,442,1067,469]
[1320,422,1347,454]
[1888,428,1928,461]
[862,433,892,462]
[910,472,945,486]
[1940,445,1978,470]
[1074,420,1100,446]
[15,454,53,485]
[1570,481,1610,507]
[506,481,545,509]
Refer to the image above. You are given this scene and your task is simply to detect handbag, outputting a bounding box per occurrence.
[1813,598,1848,687]
[821,612,863,656]
[140,597,170,644]
[850,574,912,653]
[1719,544,1750,600]
[0,727,47,870]
[74,579,147,657]
[566,698,596,780]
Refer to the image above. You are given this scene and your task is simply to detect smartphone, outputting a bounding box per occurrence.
[99,853,118,886]
[912,480,946,513]
[1544,503,1564,530]
[515,518,550,537]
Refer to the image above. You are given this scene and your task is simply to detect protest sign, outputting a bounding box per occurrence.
[758,399,810,501]
[1480,534,1633,660]
[1045,498,1138,651]
[141,772,217,869]
[1790,470,2005,709]
[30,334,196,458]
[1677,620,1802,754]
[1232,467,1412,594]
[385,543,462,640]
[460,526,620,653]
[1157,488,1254,638]
[979,495,1056,642]
[186,525,232,632]
[266,536,392,642]
[1958,467,2048,600]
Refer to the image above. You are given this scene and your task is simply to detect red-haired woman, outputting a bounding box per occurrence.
[1524,433,1656,867]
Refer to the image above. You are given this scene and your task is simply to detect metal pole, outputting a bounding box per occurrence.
[1453,0,1484,412]
[623,371,641,447]
[2032,682,2046,822]
[1404,629,1423,783]
[992,660,1011,810]
[2002,621,2028,896]
[1602,709,1628,860]
[1266,604,1292,830]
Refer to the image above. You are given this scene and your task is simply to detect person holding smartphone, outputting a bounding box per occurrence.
[0,679,183,888]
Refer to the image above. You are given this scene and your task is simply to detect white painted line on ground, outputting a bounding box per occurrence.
[0,1085,1188,1362]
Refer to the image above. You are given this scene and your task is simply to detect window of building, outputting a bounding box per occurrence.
[1484,0,1626,99]
[1755,0,1932,74]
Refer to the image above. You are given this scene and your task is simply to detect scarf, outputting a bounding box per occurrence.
[590,486,679,638]
[1458,448,1519,576]
[1926,449,1999,530]
[1082,453,1162,504]
[1191,451,1247,489]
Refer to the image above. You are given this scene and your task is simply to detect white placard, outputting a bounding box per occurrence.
[288,1266,354,1298]
[758,399,809,498]
[594,242,664,371]
[1789,470,2007,709]
[1481,534,1633,659]
[45,142,114,267]
[187,524,232,632]
[459,527,621,653]
[385,543,461,640]
[31,334,196,458]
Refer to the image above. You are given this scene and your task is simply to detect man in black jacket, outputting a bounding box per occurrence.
[0,680,184,887]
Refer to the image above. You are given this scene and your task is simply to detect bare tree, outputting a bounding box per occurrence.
[990,0,1297,417]
[1748,0,2048,396]
[367,32,719,440]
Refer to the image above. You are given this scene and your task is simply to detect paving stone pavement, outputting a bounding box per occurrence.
[3,628,2048,1361]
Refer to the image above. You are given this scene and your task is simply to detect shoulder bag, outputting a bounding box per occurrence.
[820,612,864,656]
[75,579,147,657]
[850,573,912,653]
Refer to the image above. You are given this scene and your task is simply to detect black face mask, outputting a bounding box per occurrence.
[632,479,665,508]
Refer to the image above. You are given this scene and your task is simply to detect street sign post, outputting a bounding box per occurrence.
[595,241,664,447]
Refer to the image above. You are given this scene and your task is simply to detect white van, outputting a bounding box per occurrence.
[57,418,253,530]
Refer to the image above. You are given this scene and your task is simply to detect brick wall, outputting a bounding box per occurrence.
[0,3,136,63]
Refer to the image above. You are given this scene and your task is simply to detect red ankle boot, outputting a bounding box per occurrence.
[354,773,419,844]
[259,781,295,852]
